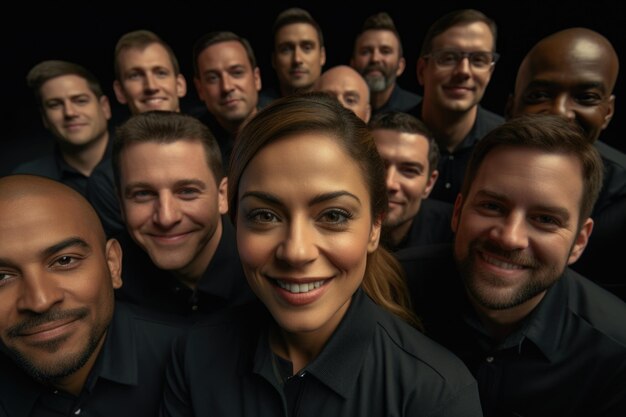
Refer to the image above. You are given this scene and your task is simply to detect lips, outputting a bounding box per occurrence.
[147,231,193,245]
[8,308,88,344]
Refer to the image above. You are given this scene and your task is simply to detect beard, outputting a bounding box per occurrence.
[362,64,397,93]
[455,238,564,310]
[4,307,108,384]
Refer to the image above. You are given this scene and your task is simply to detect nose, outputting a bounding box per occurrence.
[16,269,64,313]
[371,49,382,63]
[221,74,235,94]
[153,192,182,228]
[453,56,472,76]
[293,47,304,64]
[550,95,576,121]
[489,212,529,250]
[63,101,78,118]
[386,166,400,192]
[144,73,159,92]
[276,215,318,267]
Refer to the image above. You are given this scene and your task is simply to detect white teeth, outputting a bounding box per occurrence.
[276,280,324,293]
[483,254,524,270]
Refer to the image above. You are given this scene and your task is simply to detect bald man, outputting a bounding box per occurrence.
[507,28,626,300]
[316,65,371,122]
[0,175,183,416]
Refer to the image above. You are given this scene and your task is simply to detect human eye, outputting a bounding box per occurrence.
[400,166,422,178]
[344,94,359,106]
[523,90,552,104]
[50,255,82,270]
[155,68,171,78]
[126,71,142,81]
[470,52,492,68]
[230,67,246,78]
[531,213,562,229]
[435,50,459,66]
[0,271,15,285]
[301,42,314,52]
[380,46,393,56]
[575,91,602,106]
[177,187,201,200]
[73,95,91,106]
[246,208,280,225]
[318,208,353,228]
[475,200,505,216]
[278,44,293,54]
[45,100,62,109]
[128,189,156,202]
[204,73,219,84]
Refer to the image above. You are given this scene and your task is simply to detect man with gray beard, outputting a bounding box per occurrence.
[350,12,421,117]
[397,115,626,417]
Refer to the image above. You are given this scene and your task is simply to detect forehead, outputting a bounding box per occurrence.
[118,43,175,70]
[241,133,369,197]
[432,21,494,50]
[373,129,431,161]
[119,140,215,183]
[0,194,99,257]
[357,29,399,48]
[275,22,319,44]
[470,146,583,213]
[198,40,251,70]
[40,74,94,99]
[321,70,366,92]
[519,40,612,89]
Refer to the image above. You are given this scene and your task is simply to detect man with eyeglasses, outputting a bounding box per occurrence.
[409,9,504,204]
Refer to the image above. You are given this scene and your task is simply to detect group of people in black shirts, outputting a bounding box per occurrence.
[1,7,625,417]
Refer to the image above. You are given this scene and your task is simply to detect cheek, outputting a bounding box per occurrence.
[236,229,273,269]
[122,203,150,229]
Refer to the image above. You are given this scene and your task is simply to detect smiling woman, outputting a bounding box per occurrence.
[160,92,483,417]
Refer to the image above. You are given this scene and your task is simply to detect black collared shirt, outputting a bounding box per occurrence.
[383,198,454,252]
[160,289,482,417]
[408,103,504,204]
[571,141,626,300]
[397,244,626,417]
[371,84,422,117]
[0,302,185,417]
[86,157,123,239]
[115,216,256,321]
[12,137,113,198]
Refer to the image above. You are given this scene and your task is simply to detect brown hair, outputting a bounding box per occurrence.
[192,31,258,78]
[462,114,604,225]
[420,9,497,56]
[26,60,104,107]
[114,30,181,81]
[357,11,403,57]
[369,111,440,176]
[112,111,223,190]
[272,7,324,48]
[229,92,421,329]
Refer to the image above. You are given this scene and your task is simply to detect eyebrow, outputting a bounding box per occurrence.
[240,190,361,207]
[525,79,607,93]
[475,190,571,220]
[124,179,207,195]
[41,237,91,258]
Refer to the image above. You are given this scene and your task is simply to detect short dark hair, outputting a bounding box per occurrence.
[272,7,324,48]
[462,114,603,225]
[114,30,180,80]
[420,9,497,56]
[26,60,104,107]
[369,111,439,175]
[357,12,403,57]
[192,31,257,78]
[113,111,223,190]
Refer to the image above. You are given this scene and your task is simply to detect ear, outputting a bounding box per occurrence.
[416,57,426,86]
[99,95,112,121]
[504,93,515,120]
[451,193,464,233]
[176,73,187,98]
[217,176,229,215]
[396,56,406,77]
[602,94,615,130]
[367,214,382,253]
[423,169,439,198]
[364,103,371,124]
[253,67,262,92]
[113,80,128,105]
[105,238,123,289]
[320,46,327,67]
[193,77,205,102]
[567,218,593,265]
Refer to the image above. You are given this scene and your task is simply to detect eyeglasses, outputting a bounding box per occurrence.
[424,50,500,70]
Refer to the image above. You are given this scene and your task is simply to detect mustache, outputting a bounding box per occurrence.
[472,239,539,268]
[7,308,89,338]
[364,64,385,73]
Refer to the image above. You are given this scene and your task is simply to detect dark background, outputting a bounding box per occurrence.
[4,0,624,176]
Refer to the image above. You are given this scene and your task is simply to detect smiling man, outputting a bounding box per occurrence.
[409,9,504,204]
[113,30,187,115]
[13,61,112,197]
[112,111,254,319]
[0,175,183,416]
[397,114,626,417]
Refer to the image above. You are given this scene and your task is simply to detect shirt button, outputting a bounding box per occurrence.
[448,155,454,160]
[191,305,199,311]
[445,182,451,189]
[486,356,494,363]
[74,409,82,415]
